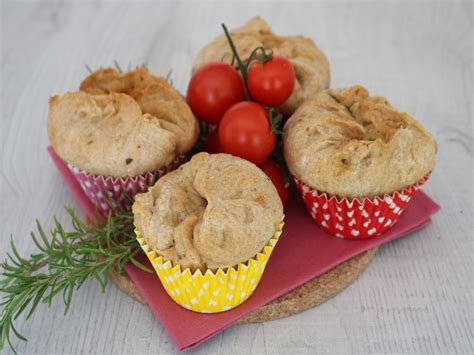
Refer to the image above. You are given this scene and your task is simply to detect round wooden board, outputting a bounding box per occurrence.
[110,248,377,323]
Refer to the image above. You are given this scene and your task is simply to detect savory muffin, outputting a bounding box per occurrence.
[192,16,330,116]
[132,152,284,270]
[49,68,199,215]
[49,68,199,178]
[48,91,183,177]
[80,67,199,155]
[284,85,437,199]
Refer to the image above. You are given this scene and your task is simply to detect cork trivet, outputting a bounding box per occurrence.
[110,247,377,324]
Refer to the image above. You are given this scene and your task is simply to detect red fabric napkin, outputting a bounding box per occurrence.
[48,147,440,351]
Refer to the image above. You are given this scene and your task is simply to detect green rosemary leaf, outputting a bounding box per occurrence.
[0,284,26,294]
[59,233,74,265]
[69,210,85,232]
[0,299,9,306]
[63,284,74,315]
[113,60,123,73]
[75,272,90,290]
[5,335,17,355]
[105,214,113,249]
[9,239,25,266]
[44,282,63,304]
[26,285,48,320]
[30,231,46,253]
[74,246,102,254]
[129,255,153,273]
[4,253,21,268]
[92,268,109,292]
[166,68,173,83]
[13,291,33,321]
[47,279,57,307]
[0,273,32,281]
[10,322,27,342]
[47,263,76,271]
[36,219,51,250]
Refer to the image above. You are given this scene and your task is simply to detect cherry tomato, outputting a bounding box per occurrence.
[259,160,289,206]
[187,62,245,124]
[247,55,296,107]
[219,102,276,164]
[204,125,221,154]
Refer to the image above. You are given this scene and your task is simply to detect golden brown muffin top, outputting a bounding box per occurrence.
[48,92,179,177]
[132,152,284,271]
[283,85,437,199]
[80,67,199,155]
[192,16,330,116]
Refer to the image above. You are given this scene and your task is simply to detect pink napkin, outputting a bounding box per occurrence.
[48,147,440,351]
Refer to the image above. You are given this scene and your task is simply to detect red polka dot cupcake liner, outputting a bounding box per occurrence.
[68,155,187,216]
[294,175,430,239]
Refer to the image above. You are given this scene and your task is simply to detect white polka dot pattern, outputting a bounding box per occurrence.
[69,155,187,216]
[136,220,285,313]
[294,176,429,239]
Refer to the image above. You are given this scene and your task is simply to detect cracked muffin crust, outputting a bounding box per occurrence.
[192,16,330,116]
[48,92,180,177]
[283,85,437,199]
[80,67,199,155]
[132,152,284,271]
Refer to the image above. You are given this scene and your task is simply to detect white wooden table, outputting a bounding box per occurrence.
[1,1,472,354]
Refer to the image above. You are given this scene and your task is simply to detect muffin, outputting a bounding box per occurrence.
[192,16,330,116]
[133,152,284,312]
[48,68,199,215]
[283,85,437,239]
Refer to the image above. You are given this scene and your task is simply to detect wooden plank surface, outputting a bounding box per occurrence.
[1,1,472,354]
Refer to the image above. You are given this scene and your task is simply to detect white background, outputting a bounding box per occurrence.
[1,0,472,354]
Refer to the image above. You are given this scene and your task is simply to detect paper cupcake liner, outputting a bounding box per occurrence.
[136,219,285,313]
[68,155,186,216]
[294,176,429,239]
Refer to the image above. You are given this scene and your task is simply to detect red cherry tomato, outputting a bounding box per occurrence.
[259,160,289,206]
[218,102,276,164]
[247,55,296,107]
[204,125,221,154]
[187,62,245,124]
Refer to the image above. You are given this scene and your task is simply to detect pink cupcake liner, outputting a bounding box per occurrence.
[294,175,430,239]
[68,155,187,216]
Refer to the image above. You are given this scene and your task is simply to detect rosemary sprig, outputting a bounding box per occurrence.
[0,207,150,353]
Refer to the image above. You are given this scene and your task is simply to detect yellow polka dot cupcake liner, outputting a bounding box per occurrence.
[135,219,284,313]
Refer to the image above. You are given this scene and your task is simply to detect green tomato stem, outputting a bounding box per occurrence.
[221,24,252,101]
